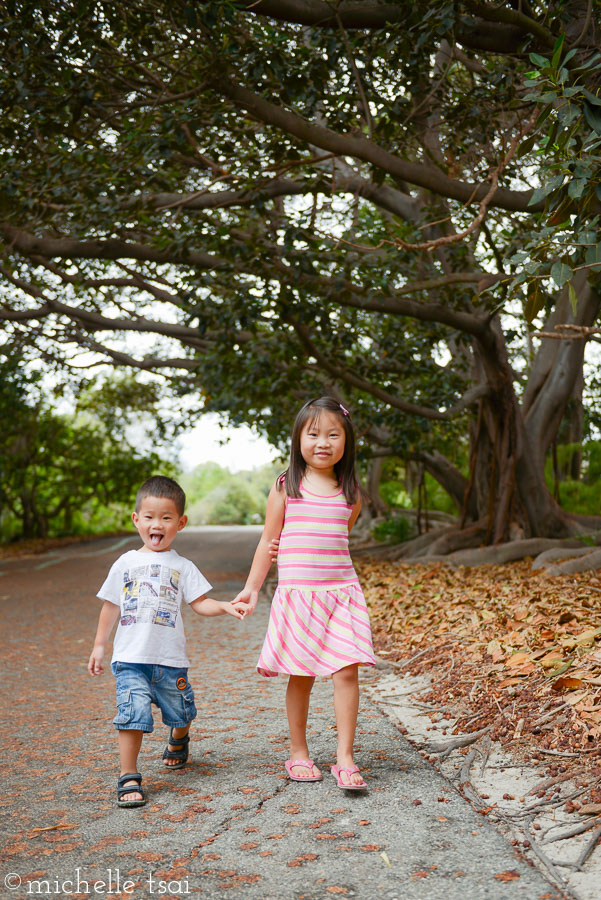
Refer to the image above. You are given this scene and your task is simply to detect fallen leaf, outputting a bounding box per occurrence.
[487,639,504,661]
[551,676,585,692]
[577,804,601,816]
[494,870,520,881]
[546,660,573,678]
[506,652,530,668]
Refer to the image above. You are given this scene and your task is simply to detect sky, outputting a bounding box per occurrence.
[176,413,281,472]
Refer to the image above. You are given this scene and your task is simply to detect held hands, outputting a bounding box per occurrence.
[225,600,248,620]
[232,587,259,617]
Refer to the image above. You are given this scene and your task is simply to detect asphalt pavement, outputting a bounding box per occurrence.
[0,527,561,900]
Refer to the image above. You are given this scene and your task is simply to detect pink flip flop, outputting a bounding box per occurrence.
[331,764,367,790]
[285,759,322,782]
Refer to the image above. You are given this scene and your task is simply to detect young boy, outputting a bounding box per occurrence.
[88,475,245,807]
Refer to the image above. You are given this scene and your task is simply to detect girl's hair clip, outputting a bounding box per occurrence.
[339,404,349,416]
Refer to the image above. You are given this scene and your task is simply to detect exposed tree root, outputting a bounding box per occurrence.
[543,547,601,575]
[443,537,587,567]
[374,525,456,560]
[425,724,491,755]
[567,512,601,531]
[425,521,488,557]
[359,519,601,572]
[531,546,594,571]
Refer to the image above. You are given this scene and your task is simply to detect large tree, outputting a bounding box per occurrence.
[1,0,601,548]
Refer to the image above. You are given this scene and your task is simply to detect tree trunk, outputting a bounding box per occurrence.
[463,320,574,541]
[418,450,477,519]
[365,456,388,517]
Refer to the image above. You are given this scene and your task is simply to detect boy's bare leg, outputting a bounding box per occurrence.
[163,724,191,767]
[286,675,320,778]
[118,729,144,801]
[332,664,363,785]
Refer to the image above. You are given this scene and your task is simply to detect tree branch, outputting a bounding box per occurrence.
[141,178,317,211]
[240,1,550,53]
[219,79,540,213]
[462,1,556,49]
[290,317,486,420]
[235,1,404,28]
[0,224,226,269]
[68,331,204,371]
[274,262,489,335]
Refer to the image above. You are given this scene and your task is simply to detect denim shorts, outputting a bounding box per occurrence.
[111,662,197,733]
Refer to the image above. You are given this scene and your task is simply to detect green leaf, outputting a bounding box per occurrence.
[583,102,601,134]
[529,53,550,68]
[568,282,578,315]
[528,174,565,206]
[573,52,601,72]
[546,659,573,678]
[524,282,545,323]
[550,261,573,288]
[551,34,565,70]
[568,178,587,199]
[517,134,537,158]
[536,103,554,127]
[582,88,601,107]
[585,243,601,269]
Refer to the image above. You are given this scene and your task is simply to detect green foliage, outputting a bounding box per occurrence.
[0,349,172,541]
[416,473,461,516]
[545,440,601,516]
[372,516,414,544]
[379,479,412,509]
[507,36,601,315]
[0,1,600,538]
[182,461,280,525]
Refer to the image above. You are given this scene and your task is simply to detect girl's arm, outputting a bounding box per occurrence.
[88,600,121,675]
[232,483,286,614]
[348,495,362,532]
[189,595,245,619]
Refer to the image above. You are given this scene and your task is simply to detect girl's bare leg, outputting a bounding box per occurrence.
[286,675,320,777]
[118,729,144,801]
[332,664,364,785]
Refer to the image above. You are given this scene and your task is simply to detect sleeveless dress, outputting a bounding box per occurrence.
[256,482,376,677]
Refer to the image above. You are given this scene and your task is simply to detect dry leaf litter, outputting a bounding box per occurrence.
[357,558,601,897]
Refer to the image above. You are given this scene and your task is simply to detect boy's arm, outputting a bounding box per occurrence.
[88,600,121,675]
[189,594,244,619]
[233,483,286,614]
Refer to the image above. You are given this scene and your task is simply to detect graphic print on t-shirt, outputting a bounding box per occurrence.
[120,563,181,628]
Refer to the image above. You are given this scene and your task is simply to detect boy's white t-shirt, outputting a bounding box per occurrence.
[97,548,212,667]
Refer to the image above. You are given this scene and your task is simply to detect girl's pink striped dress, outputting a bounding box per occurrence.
[257,482,376,677]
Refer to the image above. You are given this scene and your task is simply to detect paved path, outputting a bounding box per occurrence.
[0,528,560,900]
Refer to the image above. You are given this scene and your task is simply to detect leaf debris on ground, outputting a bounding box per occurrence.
[359,559,601,806]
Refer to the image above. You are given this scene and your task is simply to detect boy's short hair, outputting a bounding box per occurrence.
[135,476,186,516]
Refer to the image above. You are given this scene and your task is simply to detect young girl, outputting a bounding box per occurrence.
[234,397,376,789]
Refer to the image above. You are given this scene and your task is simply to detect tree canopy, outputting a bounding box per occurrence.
[1,0,601,548]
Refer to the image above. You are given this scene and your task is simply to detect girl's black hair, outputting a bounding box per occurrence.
[278,397,358,505]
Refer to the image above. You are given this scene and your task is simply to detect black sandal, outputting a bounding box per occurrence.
[117,772,146,807]
[162,728,190,769]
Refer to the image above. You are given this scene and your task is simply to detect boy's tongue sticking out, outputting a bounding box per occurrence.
[150,533,163,547]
